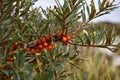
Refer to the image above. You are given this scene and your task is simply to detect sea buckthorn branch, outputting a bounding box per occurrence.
[9,32,72,53]
[70,0,119,38]
[68,41,118,52]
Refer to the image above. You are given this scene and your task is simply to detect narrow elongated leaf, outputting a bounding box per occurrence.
[89,0,96,20]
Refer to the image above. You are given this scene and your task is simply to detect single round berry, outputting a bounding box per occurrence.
[41,37,46,42]
[38,44,43,49]
[62,36,67,42]
[26,47,31,52]
[43,42,48,47]
[48,45,53,50]
[45,35,51,40]
[31,48,35,52]
[66,36,71,40]
[14,42,19,46]
[11,45,17,49]
[37,40,41,45]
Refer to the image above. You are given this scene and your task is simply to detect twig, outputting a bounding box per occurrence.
[68,41,117,48]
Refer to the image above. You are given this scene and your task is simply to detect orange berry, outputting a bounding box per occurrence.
[48,45,53,50]
[14,42,19,46]
[37,40,41,44]
[31,49,35,52]
[11,45,16,49]
[66,36,71,40]
[45,35,50,40]
[43,42,48,47]
[26,47,31,52]
[62,36,67,42]
[38,44,43,49]
[41,37,46,42]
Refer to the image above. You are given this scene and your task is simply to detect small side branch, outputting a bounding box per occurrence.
[68,41,117,48]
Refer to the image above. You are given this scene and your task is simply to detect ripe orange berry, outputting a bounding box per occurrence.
[66,36,71,40]
[14,42,19,46]
[43,42,48,47]
[62,36,67,42]
[45,35,50,40]
[31,49,35,52]
[48,45,53,50]
[37,40,41,45]
[41,37,46,42]
[26,47,31,52]
[38,44,43,49]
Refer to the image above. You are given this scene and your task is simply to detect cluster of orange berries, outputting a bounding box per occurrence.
[4,32,71,79]
[26,35,54,53]
[10,32,71,53]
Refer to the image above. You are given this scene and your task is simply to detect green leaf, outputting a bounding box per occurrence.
[100,0,107,11]
[55,0,63,14]
[89,0,96,20]
[85,1,90,16]
[98,0,102,10]
[81,10,86,22]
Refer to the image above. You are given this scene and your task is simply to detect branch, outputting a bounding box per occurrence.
[70,1,119,37]
[68,41,117,48]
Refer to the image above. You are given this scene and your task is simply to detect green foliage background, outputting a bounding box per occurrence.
[0,0,120,80]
